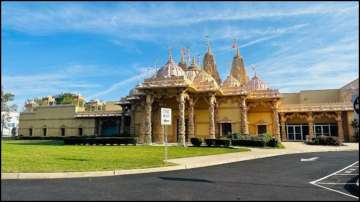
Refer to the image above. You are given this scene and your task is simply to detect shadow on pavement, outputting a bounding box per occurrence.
[344,176,359,197]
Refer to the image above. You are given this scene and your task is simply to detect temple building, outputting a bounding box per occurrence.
[18,46,359,145]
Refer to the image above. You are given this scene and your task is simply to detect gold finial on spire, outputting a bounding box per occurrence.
[232,37,240,57]
[205,35,211,54]
[191,56,196,65]
[236,47,240,58]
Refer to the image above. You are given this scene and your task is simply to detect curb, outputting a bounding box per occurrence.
[2,147,358,180]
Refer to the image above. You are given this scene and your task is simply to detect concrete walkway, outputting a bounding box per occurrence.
[2,142,358,180]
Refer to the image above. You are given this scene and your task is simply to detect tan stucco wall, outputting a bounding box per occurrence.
[19,105,95,137]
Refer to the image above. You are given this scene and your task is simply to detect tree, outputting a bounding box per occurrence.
[1,86,17,137]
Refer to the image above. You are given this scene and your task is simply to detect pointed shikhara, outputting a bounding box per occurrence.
[203,45,222,85]
[230,47,249,85]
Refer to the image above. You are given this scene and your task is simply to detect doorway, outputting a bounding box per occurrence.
[221,123,232,137]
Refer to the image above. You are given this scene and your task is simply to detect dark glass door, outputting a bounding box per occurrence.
[221,123,232,137]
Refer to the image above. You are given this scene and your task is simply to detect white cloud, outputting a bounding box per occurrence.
[86,66,158,100]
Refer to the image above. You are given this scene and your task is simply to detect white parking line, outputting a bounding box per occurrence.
[335,174,359,176]
[317,182,357,185]
[310,161,359,199]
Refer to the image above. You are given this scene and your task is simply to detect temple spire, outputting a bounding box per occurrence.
[178,48,188,70]
[168,48,173,61]
[206,35,211,55]
[191,56,196,65]
[230,45,249,85]
[180,48,185,64]
[236,47,240,58]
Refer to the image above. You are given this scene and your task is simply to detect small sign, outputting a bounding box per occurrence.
[161,108,172,125]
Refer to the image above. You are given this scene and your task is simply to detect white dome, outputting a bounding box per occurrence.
[246,75,268,91]
[156,58,186,78]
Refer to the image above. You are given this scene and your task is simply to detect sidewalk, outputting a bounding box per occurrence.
[2,142,358,180]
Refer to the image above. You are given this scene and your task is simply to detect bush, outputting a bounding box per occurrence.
[205,139,216,147]
[259,133,273,144]
[231,139,266,147]
[308,136,340,146]
[63,137,137,146]
[215,139,231,147]
[266,138,278,147]
[190,138,202,147]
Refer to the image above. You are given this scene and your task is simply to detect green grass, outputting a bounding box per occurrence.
[1,140,249,173]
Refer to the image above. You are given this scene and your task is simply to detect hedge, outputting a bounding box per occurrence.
[63,137,137,146]
[190,138,202,147]
[307,136,340,146]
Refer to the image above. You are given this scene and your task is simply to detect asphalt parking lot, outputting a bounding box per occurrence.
[2,151,359,201]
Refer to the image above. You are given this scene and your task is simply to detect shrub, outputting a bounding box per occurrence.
[205,139,216,147]
[214,139,231,147]
[190,138,202,147]
[308,136,340,146]
[266,138,278,147]
[259,133,273,144]
[231,139,266,147]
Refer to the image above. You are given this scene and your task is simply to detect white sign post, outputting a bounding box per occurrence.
[161,108,172,163]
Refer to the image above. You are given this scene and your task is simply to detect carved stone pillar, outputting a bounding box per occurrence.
[130,105,136,136]
[240,96,249,134]
[307,112,314,142]
[336,112,344,144]
[188,97,195,139]
[209,94,216,139]
[144,94,153,145]
[178,93,186,146]
[280,113,287,141]
[120,116,125,135]
[272,101,281,141]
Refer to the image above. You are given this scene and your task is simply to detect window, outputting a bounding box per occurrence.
[78,128,83,136]
[43,128,47,136]
[29,128,33,136]
[61,128,65,136]
[257,125,267,135]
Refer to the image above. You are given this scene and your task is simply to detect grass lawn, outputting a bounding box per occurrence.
[1,140,250,173]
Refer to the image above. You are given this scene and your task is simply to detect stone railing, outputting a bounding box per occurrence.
[75,111,123,118]
[278,102,354,112]
[248,90,281,98]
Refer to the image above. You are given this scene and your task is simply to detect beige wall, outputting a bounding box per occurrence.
[281,89,341,104]
[19,105,96,137]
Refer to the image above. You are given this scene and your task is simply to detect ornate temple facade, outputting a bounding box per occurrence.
[18,46,359,145]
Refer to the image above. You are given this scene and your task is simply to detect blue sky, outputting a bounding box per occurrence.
[1,1,359,111]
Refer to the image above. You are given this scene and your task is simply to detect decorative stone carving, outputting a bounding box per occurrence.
[144,94,154,145]
[188,97,195,139]
[306,112,314,141]
[280,113,287,141]
[240,96,249,134]
[272,101,281,141]
[209,94,216,139]
[178,92,186,146]
[336,111,344,143]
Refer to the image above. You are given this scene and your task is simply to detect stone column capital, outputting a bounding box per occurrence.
[146,94,154,105]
